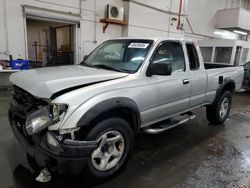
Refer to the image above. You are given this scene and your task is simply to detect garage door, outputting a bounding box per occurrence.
[23,5,81,24]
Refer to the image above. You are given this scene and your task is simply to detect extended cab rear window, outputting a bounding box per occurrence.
[186,43,200,70]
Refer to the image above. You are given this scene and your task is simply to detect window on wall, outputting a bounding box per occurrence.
[214,47,233,64]
[241,48,249,65]
[200,47,213,62]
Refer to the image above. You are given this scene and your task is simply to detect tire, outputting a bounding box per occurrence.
[206,91,232,125]
[82,117,134,184]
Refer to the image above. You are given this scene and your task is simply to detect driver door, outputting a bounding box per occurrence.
[141,41,191,125]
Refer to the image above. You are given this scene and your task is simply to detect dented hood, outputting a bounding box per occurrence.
[10,65,128,99]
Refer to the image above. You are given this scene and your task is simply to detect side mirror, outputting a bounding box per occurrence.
[147,62,172,76]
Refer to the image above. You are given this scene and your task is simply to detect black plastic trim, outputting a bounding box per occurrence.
[213,77,235,105]
[77,97,141,131]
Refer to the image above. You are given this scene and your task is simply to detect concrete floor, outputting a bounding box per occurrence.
[1,90,250,188]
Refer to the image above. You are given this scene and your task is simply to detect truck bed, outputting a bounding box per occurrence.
[204,64,244,103]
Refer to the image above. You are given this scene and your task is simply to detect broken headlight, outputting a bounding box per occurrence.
[25,106,53,135]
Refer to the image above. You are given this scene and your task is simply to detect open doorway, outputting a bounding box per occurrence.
[26,19,76,67]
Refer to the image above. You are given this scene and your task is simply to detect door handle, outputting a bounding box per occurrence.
[183,79,190,85]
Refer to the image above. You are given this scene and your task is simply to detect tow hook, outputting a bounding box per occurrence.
[35,168,51,183]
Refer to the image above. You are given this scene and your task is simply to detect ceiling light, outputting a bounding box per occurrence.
[233,30,248,35]
[214,30,237,39]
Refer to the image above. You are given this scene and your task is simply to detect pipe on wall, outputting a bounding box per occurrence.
[0,0,9,55]
[176,0,183,30]
[82,0,97,57]
[80,0,82,17]
[167,0,173,37]
[93,0,97,43]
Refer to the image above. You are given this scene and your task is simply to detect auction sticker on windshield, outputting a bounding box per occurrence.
[128,43,149,49]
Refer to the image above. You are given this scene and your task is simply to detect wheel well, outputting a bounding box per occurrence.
[93,107,140,133]
[76,107,140,139]
[208,81,235,107]
[222,81,235,94]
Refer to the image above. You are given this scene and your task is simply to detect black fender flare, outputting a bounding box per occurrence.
[212,77,235,105]
[76,97,141,132]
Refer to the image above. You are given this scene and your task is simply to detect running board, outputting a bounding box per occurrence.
[143,113,196,134]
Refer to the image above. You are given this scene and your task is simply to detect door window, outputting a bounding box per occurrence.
[186,43,200,70]
[151,41,185,73]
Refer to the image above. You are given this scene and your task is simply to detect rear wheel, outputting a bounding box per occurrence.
[206,91,232,125]
[82,117,134,183]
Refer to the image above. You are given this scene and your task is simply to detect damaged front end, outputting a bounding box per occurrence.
[9,85,97,175]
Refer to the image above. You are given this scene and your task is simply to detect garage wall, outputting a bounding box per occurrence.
[0,0,26,60]
[0,0,249,63]
[80,0,124,58]
[184,0,228,40]
[0,0,125,61]
[0,0,7,57]
[125,0,184,38]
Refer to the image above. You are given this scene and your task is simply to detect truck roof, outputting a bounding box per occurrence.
[112,37,194,43]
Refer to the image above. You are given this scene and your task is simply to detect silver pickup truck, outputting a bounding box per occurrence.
[9,38,244,182]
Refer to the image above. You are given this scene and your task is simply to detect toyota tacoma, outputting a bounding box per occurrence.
[9,38,244,182]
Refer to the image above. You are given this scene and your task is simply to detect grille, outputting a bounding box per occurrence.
[10,85,48,140]
[13,85,47,115]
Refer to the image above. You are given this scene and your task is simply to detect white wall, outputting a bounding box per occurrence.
[0,0,249,63]
[80,0,124,59]
[184,0,229,39]
[0,0,7,56]
[125,0,184,38]
[0,0,26,60]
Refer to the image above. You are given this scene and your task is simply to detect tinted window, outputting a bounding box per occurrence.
[214,47,232,64]
[186,43,200,70]
[200,47,213,62]
[152,41,185,73]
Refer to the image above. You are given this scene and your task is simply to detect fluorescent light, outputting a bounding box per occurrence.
[233,30,248,35]
[214,30,238,39]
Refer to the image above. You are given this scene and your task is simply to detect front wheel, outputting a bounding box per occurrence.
[206,91,232,125]
[82,117,134,183]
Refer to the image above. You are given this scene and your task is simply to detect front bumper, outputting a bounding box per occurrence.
[9,111,97,175]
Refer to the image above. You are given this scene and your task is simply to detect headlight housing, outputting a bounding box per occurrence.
[25,104,68,135]
[51,104,68,119]
[25,106,52,135]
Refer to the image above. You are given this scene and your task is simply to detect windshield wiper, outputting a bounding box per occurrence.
[80,62,95,67]
[93,64,125,73]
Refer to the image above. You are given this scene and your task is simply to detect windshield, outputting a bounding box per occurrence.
[82,39,154,73]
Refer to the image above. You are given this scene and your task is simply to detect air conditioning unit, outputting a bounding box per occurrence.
[106,4,124,21]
